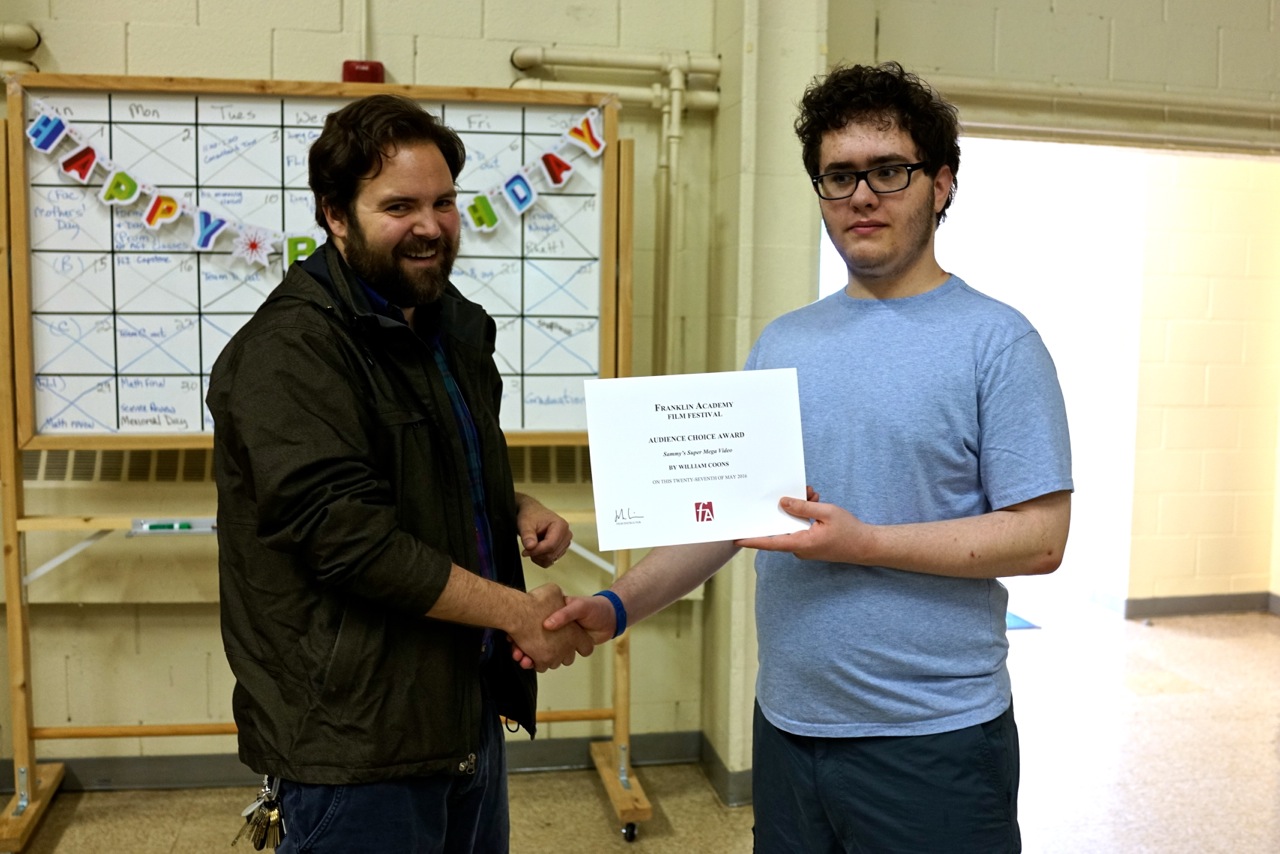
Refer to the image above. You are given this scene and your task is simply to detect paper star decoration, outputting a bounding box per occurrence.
[232,226,275,267]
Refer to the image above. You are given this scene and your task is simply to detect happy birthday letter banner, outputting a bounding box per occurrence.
[22,92,607,268]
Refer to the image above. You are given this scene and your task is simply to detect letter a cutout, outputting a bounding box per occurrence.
[539,152,575,188]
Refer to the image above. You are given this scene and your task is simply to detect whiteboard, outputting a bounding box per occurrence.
[6,76,620,447]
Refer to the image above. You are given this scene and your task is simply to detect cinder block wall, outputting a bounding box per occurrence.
[1130,156,1280,605]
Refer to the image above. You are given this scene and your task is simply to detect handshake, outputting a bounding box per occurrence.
[506,584,619,672]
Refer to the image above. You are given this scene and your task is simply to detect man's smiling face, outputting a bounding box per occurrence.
[326,141,461,307]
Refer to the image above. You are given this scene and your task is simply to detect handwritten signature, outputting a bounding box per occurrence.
[614,508,644,522]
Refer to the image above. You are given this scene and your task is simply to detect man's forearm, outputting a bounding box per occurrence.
[429,566,593,670]
[426,564,532,632]
[612,540,740,623]
[860,491,1071,579]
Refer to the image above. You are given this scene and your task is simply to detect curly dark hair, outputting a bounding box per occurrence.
[795,62,960,223]
[309,94,467,233]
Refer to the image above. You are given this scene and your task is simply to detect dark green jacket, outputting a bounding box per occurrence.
[208,242,536,784]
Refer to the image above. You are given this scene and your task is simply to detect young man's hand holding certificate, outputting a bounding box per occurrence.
[584,369,808,551]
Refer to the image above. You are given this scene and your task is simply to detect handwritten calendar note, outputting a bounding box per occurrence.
[12,79,616,441]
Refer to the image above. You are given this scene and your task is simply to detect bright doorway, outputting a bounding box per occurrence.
[819,137,1280,621]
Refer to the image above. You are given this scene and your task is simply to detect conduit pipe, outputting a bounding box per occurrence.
[510,78,719,112]
[0,23,41,51]
[1,22,41,72]
[658,64,686,375]
[511,46,719,77]
[511,46,720,375]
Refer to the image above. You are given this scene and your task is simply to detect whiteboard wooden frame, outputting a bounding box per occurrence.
[6,73,621,450]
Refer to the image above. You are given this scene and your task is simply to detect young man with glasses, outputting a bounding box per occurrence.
[537,62,1073,853]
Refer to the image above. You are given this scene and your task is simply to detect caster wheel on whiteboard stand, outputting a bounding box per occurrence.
[621,822,638,842]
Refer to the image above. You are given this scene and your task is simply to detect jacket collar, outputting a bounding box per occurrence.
[294,240,379,321]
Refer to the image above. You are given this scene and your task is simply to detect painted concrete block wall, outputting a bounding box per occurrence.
[1131,154,1280,600]
[1274,454,1280,595]
[24,605,238,760]
[854,0,1280,99]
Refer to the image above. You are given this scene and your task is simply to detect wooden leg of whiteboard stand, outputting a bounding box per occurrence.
[591,549,651,837]
[0,762,65,851]
[590,739,650,837]
[0,535,65,851]
[0,536,65,847]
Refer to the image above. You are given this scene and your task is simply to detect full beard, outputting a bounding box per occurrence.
[343,219,458,308]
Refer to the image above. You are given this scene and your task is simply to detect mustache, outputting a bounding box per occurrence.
[398,236,452,255]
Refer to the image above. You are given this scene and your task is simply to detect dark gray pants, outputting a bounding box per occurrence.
[752,701,1021,854]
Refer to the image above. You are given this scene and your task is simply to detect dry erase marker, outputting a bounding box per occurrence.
[141,522,192,531]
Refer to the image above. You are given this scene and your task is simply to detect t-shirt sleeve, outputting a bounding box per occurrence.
[978,330,1074,509]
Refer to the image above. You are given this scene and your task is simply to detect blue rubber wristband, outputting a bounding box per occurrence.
[594,590,627,638]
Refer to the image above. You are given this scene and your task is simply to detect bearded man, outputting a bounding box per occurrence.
[207,94,592,854]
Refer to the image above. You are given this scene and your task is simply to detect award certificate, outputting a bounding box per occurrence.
[584,369,808,551]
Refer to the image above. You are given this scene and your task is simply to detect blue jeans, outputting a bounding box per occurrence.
[275,706,508,853]
[752,701,1021,854]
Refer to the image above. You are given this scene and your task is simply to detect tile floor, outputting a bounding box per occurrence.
[10,596,1280,853]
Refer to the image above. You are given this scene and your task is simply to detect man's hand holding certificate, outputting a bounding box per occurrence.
[584,369,808,551]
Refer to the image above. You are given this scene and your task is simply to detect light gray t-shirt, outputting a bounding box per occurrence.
[744,275,1073,738]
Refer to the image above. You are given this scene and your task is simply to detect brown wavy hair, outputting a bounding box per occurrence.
[309,94,467,232]
[795,62,960,223]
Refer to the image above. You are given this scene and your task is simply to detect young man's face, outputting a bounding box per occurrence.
[325,141,461,307]
[816,120,953,295]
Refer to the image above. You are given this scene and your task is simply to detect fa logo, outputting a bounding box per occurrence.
[694,501,715,522]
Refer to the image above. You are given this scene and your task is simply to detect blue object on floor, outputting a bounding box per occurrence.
[1006,612,1038,630]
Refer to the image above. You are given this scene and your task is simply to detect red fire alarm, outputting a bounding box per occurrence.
[342,61,385,83]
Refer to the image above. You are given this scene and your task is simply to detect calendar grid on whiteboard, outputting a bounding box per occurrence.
[8,76,618,447]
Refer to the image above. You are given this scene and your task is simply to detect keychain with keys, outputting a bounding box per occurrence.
[232,775,286,850]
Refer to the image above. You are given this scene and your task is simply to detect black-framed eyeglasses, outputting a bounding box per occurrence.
[810,162,929,200]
